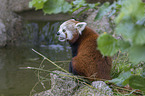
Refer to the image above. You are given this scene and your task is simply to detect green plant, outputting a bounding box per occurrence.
[29,0,71,14]
[29,0,99,14]
[96,0,145,93]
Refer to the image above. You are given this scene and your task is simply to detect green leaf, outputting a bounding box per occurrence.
[115,0,144,23]
[94,2,110,20]
[115,22,136,42]
[129,75,145,91]
[43,0,72,14]
[72,0,86,5]
[115,12,125,24]
[62,1,72,13]
[88,3,99,9]
[117,40,130,51]
[129,45,145,64]
[97,33,119,56]
[71,0,86,12]
[29,0,47,10]
[136,17,145,25]
[142,65,145,77]
[43,0,60,14]
[108,71,132,86]
[107,1,122,17]
[131,0,145,21]
[134,27,145,45]
[108,9,116,18]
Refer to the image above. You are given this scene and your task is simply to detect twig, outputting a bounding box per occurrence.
[38,58,45,81]
[32,49,69,73]
[54,60,70,63]
[110,84,142,95]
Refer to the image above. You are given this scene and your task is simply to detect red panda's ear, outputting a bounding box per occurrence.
[75,22,87,35]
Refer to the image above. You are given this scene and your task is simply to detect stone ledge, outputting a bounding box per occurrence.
[18,10,72,21]
[33,70,113,96]
[8,0,32,12]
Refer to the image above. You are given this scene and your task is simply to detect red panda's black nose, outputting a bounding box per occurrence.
[56,32,60,35]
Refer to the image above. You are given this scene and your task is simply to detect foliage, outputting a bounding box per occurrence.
[109,51,145,95]
[71,0,100,12]
[129,75,145,91]
[97,33,119,56]
[108,71,132,86]
[96,0,145,93]
[94,0,123,20]
[43,0,72,14]
[97,0,145,64]
[29,0,47,10]
[94,2,110,20]
[29,0,72,14]
[29,0,99,14]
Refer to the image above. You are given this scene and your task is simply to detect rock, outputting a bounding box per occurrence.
[0,0,23,46]
[33,71,113,96]
[33,71,79,96]
[85,10,113,34]
[49,71,78,96]
[33,90,52,96]
[74,81,113,96]
[0,0,8,47]
[92,81,113,96]
[0,20,6,35]
[72,8,113,34]
[0,19,6,47]
[8,0,32,12]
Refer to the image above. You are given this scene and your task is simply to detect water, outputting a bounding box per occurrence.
[23,21,63,45]
[0,21,71,96]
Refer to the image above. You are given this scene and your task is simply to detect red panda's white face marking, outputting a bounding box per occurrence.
[57,19,87,43]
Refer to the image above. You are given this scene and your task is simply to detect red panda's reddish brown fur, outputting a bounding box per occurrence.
[57,20,112,81]
[70,25,112,81]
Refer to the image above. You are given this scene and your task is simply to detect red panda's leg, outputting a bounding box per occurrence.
[69,61,73,73]
[69,61,78,75]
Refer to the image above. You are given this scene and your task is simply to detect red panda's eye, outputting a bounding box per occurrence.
[62,29,66,33]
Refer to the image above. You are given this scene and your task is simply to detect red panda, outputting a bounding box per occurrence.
[57,19,112,81]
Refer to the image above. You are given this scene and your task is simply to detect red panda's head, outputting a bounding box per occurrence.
[57,19,87,43]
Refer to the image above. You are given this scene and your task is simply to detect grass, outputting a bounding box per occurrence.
[110,50,144,95]
[111,51,132,78]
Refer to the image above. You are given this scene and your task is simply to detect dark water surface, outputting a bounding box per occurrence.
[0,21,71,96]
